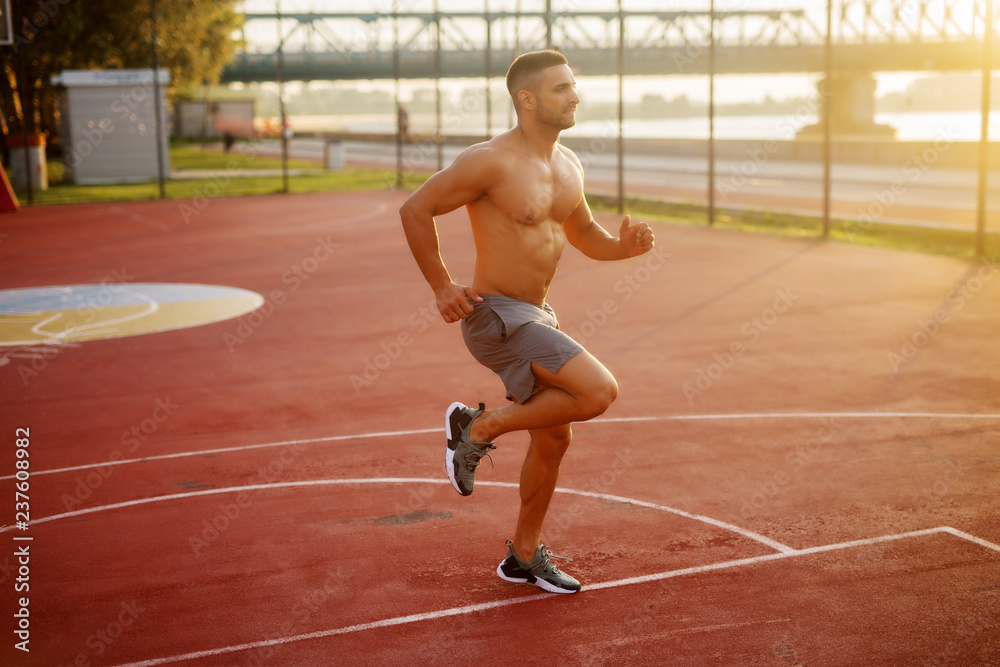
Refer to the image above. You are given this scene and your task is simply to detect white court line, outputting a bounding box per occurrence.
[938,526,1000,553]
[0,428,442,479]
[5,411,999,481]
[542,486,794,553]
[108,524,1000,667]
[597,412,1000,422]
[26,413,995,666]
[0,478,792,553]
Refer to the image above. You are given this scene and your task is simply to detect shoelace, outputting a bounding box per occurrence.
[538,546,572,574]
[463,442,496,472]
[505,542,572,564]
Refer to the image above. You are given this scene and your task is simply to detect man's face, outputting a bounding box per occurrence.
[532,64,580,130]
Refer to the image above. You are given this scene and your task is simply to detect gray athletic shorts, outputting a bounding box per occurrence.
[461,294,584,403]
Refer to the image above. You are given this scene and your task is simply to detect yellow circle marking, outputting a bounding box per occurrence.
[0,284,264,347]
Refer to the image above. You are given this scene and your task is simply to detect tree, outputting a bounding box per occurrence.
[0,0,243,152]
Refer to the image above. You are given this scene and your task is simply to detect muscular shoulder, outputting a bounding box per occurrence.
[448,135,519,182]
[556,143,584,174]
[477,131,528,167]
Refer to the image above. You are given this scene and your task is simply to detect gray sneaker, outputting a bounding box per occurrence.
[445,402,496,496]
[496,540,581,594]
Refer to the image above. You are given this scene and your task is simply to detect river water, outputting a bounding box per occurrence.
[286,109,994,141]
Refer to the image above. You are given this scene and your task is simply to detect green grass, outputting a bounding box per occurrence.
[170,143,322,172]
[25,142,430,206]
[588,194,1000,261]
[32,169,419,207]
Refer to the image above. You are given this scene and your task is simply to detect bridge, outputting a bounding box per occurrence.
[223,1,997,83]
[217,0,994,253]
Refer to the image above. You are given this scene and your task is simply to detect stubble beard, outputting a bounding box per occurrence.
[536,102,576,131]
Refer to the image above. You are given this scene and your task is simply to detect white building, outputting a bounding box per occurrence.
[52,69,170,185]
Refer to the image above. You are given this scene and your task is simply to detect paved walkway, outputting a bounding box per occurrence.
[228,137,1000,231]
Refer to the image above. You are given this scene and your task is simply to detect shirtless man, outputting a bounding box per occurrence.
[400,50,655,594]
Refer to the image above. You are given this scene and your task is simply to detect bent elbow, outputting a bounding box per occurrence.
[399,198,414,224]
[399,192,431,227]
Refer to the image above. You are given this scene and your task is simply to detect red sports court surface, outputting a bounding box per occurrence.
[1,191,998,666]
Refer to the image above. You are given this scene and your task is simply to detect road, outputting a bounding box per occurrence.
[242,137,1000,231]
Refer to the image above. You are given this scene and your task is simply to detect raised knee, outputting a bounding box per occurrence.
[583,377,618,419]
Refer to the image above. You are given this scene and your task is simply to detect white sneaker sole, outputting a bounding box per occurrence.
[532,577,581,594]
[445,401,468,495]
[496,560,580,593]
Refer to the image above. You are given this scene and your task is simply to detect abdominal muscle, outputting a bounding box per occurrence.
[468,204,565,306]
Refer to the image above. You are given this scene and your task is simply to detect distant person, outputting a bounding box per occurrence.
[400,50,655,594]
[397,104,410,142]
[223,131,235,153]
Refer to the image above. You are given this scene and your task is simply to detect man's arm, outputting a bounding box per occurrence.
[563,194,655,261]
[399,145,499,323]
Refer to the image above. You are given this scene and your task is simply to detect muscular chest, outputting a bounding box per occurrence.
[492,155,584,226]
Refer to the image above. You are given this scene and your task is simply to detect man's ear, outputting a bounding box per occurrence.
[517,89,535,112]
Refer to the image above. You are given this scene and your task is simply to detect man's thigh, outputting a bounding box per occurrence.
[529,349,616,398]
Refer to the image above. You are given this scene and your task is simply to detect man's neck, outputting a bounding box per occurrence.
[514,122,560,159]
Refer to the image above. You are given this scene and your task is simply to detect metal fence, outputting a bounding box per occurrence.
[233,0,996,255]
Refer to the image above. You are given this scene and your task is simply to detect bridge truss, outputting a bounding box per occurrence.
[225,0,997,82]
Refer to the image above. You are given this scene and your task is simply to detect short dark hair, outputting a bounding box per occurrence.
[505,50,569,110]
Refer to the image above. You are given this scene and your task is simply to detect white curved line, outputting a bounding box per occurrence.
[2,285,264,347]
[6,428,442,479]
[64,300,160,336]
[6,412,998,481]
[546,486,794,553]
[0,477,791,552]
[29,311,65,336]
[26,300,160,342]
[107,523,1000,667]
[112,594,551,667]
